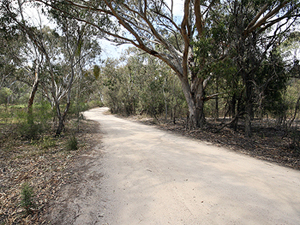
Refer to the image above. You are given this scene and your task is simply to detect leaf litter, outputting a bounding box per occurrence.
[0,119,100,224]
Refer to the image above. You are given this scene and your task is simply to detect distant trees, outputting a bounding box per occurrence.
[1,0,102,136]
[100,48,186,121]
[1,0,300,138]
[35,0,300,135]
[0,6,27,104]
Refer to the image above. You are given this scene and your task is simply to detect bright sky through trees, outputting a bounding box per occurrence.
[102,0,185,59]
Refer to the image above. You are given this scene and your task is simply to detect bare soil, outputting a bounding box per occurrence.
[78,108,300,225]
[132,116,300,170]
[1,110,300,224]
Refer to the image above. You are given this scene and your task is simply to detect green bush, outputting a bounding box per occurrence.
[87,100,103,108]
[18,122,42,140]
[20,182,36,215]
[35,101,53,123]
[14,102,53,140]
[0,87,13,105]
[66,135,78,150]
[289,128,300,152]
[40,136,56,149]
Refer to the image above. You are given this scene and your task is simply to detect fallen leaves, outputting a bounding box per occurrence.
[0,119,99,224]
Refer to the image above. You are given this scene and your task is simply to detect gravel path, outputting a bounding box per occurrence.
[54,107,300,225]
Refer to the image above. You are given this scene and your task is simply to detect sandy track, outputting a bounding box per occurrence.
[57,107,300,224]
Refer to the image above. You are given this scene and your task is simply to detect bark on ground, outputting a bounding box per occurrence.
[0,119,101,224]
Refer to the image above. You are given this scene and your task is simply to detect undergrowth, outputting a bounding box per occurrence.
[20,183,36,215]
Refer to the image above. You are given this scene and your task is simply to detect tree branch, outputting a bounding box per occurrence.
[243,1,289,37]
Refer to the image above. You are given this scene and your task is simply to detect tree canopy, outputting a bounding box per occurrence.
[32,0,300,133]
[1,0,300,137]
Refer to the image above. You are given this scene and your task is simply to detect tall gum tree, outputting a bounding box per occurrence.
[36,0,300,129]
[227,0,299,136]
[3,0,101,136]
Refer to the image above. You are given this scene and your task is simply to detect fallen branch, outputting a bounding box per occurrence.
[214,112,243,133]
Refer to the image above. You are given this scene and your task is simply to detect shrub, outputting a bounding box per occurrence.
[87,100,103,108]
[18,122,42,140]
[20,183,36,215]
[40,136,56,149]
[0,87,13,105]
[18,123,41,140]
[66,135,78,150]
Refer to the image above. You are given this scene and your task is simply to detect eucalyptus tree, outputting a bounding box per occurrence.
[2,0,55,128]
[101,47,186,120]
[101,58,124,114]
[220,0,299,136]
[279,31,300,127]
[36,0,300,130]
[49,9,101,135]
[190,0,299,136]
[2,0,101,135]
[0,5,27,92]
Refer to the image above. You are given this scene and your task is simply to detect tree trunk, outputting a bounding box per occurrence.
[195,94,205,128]
[180,76,206,129]
[230,94,236,119]
[245,103,252,137]
[215,77,219,121]
[244,75,253,137]
[27,68,39,125]
[54,103,63,136]
[55,101,71,136]
[163,78,168,120]
[55,55,75,136]
[56,117,64,137]
[180,78,196,129]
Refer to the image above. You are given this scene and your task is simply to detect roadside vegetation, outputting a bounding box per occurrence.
[0,100,100,224]
[99,47,300,170]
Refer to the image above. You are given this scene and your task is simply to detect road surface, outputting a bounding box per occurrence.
[67,107,300,225]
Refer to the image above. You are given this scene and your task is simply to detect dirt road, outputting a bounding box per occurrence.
[53,107,300,224]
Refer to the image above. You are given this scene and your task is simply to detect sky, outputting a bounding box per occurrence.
[22,0,185,60]
[99,0,184,59]
[23,0,299,62]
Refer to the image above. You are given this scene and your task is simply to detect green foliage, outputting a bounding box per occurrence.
[87,99,103,108]
[18,122,42,140]
[93,65,100,79]
[0,87,13,104]
[20,182,36,215]
[13,102,53,140]
[288,128,300,152]
[255,50,289,118]
[40,136,56,149]
[66,135,78,150]
[1,0,298,136]
[101,50,187,119]
[69,101,89,118]
[35,101,54,123]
